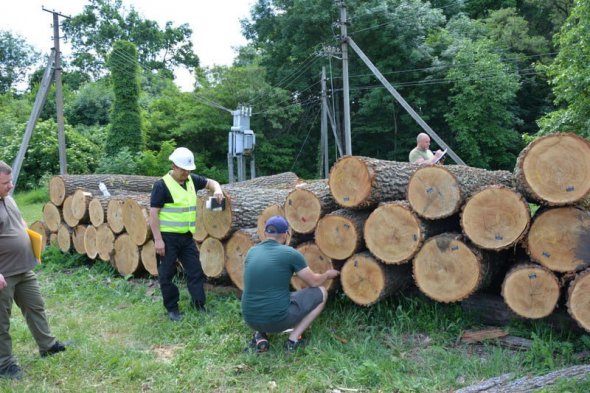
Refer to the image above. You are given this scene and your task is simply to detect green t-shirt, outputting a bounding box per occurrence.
[409,147,434,163]
[241,240,307,325]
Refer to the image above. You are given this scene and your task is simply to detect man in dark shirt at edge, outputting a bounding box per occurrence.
[149,147,224,321]
[241,215,340,352]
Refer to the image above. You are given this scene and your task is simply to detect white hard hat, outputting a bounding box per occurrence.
[169,147,196,170]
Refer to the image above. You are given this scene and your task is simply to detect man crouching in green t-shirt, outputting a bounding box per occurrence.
[241,215,340,353]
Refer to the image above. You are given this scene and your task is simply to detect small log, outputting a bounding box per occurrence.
[202,188,290,240]
[140,240,158,276]
[193,196,207,242]
[256,204,285,240]
[526,206,590,272]
[71,189,92,222]
[340,251,412,306]
[364,202,422,265]
[461,186,530,250]
[88,196,109,227]
[96,223,115,262]
[225,228,260,290]
[413,233,491,303]
[501,263,560,319]
[49,233,58,246]
[107,199,125,234]
[56,224,72,253]
[48,174,158,206]
[72,225,87,255]
[328,156,418,209]
[122,196,152,246]
[62,195,80,227]
[315,209,370,260]
[42,202,62,232]
[113,233,142,276]
[291,242,338,291]
[84,225,98,259]
[199,237,226,279]
[407,165,514,219]
[29,221,50,247]
[514,132,590,205]
[567,268,590,332]
[284,180,338,234]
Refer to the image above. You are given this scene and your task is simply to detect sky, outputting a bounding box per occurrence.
[0,0,257,90]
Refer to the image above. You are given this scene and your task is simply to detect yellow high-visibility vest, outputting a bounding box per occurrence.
[159,173,197,234]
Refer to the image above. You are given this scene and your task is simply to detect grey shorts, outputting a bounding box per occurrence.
[246,287,324,333]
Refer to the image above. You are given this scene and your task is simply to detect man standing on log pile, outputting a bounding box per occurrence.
[241,215,340,353]
[149,147,224,322]
[409,133,444,165]
[0,161,66,380]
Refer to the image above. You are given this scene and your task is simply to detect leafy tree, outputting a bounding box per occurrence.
[106,40,143,156]
[519,0,574,39]
[538,0,590,137]
[65,80,113,126]
[0,30,40,93]
[62,0,199,79]
[445,39,522,169]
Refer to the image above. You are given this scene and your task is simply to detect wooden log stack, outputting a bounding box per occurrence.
[34,133,590,333]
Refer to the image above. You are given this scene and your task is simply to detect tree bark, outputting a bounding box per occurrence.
[526,206,590,272]
[407,165,514,219]
[228,171,301,189]
[140,240,158,276]
[113,233,142,276]
[284,180,338,234]
[567,268,590,332]
[122,195,152,246]
[96,223,115,262]
[225,228,260,290]
[291,242,339,292]
[514,132,590,205]
[49,174,158,206]
[315,208,371,260]
[202,188,290,240]
[328,156,418,209]
[501,263,560,319]
[199,237,226,279]
[461,186,530,250]
[340,251,412,306]
[42,202,62,232]
[413,233,492,303]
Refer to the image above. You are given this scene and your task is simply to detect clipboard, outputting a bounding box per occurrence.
[27,228,43,262]
[432,149,447,164]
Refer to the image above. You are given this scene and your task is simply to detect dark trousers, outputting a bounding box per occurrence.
[157,232,206,312]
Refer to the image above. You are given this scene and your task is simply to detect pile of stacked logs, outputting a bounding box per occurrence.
[32,133,590,332]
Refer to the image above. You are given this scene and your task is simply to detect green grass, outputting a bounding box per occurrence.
[2,193,588,392]
[13,188,47,223]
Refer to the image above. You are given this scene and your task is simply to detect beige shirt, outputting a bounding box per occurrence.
[409,147,434,163]
[0,196,36,277]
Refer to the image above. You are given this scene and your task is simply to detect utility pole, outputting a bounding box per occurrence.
[320,67,329,178]
[45,7,69,175]
[337,0,352,156]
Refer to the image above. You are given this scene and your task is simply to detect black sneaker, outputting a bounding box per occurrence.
[40,341,66,357]
[284,338,306,352]
[0,364,23,379]
[254,332,269,353]
[167,310,183,322]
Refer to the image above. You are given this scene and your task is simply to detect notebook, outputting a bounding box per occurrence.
[27,228,43,262]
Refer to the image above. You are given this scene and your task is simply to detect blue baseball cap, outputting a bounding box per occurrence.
[265,215,289,234]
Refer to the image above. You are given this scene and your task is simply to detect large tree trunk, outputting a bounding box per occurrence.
[202,188,290,240]
[291,242,339,292]
[567,268,590,332]
[340,251,412,306]
[526,206,590,272]
[407,165,514,219]
[49,174,158,206]
[42,202,62,232]
[315,208,371,260]
[224,228,260,290]
[501,263,560,319]
[461,186,530,250]
[228,171,301,189]
[199,237,226,279]
[113,233,142,276]
[328,156,418,209]
[140,240,158,276]
[284,180,338,234]
[96,223,115,262]
[413,233,495,302]
[122,195,152,245]
[514,133,590,205]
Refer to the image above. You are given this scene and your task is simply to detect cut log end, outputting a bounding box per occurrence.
[203,193,233,239]
[225,229,259,290]
[140,240,158,276]
[257,204,285,240]
[114,233,141,276]
[315,214,362,260]
[291,242,337,291]
[200,237,225,278]
[407,166,462,219]
[284,189,322,234]
[328,156,372,208]
[341,253,387,306]
[567,269,590,332]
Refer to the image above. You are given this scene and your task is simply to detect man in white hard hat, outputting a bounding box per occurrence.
[149,147,224,321]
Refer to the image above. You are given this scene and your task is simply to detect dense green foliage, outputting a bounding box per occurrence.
[1,0,588,188]
[106,40,143,156]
